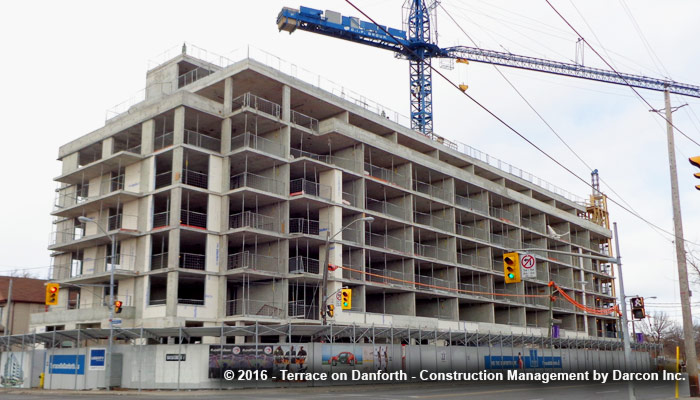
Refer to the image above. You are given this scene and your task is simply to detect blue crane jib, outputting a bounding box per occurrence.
[278,3,700,137]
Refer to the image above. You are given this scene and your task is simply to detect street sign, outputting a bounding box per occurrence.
[520,254,537,279]
[111,318,122,326]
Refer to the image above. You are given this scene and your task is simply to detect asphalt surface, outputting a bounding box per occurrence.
[0,380,691,400]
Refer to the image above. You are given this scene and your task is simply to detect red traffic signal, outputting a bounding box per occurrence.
[114,300,123,314]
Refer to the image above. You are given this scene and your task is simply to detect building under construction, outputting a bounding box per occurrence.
[36,44,619,341]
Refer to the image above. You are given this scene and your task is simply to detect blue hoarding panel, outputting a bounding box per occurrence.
[49,355,85,375]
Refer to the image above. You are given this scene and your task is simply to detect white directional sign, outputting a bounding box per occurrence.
[520,254,537,279]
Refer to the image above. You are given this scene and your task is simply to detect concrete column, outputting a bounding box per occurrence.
[61,153,79,175]
[169,187,182,228]
[282,85,291,122]
[139,156,155,193]
[205,234,220,272]
[220,118,232,155]
[173,106,185,145]
[319,169,344,314]
[141,119,155,155]
[217,274,227,320]
[207,194,221,232]
[102,137,114,158]
[208,154,223,192]
[166,270,179,317]
[172,147,184,184]
[223,77,233,114]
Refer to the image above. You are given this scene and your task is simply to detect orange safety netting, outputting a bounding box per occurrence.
[549,281,620,316]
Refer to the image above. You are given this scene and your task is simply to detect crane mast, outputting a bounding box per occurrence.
[277,5,700,136]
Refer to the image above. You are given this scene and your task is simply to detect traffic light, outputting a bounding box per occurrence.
[690,156,700,191]
[45,283,60,305]
[341,288,352,310]
[503,252,521,284]
[114,300,123,314]
[326,304,334,318]
[630,297,645,320]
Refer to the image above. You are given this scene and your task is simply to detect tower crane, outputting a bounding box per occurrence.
[277,2,700,136]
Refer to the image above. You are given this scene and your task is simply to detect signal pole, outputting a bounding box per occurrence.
[660,89,699,396]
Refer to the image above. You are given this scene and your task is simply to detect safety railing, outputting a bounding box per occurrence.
[489,232,520,250]
[232,132,284,157]
[364,231,410,253]
[149,298,167,306]
[154,132,173,151]
[455,223,488,241]
[232,92,281,118]
[155,171,172,189]
[180,252,206,270]
[151,253,168,270]
[364,162,407,188]
[365,267,412,288]
[227,299,285,318]
[414,242,451,262]
[520,216,545,234]
[413,211,451,232]
[99,174,124,196]
[288,218,320,235]
[366,197,409,220]
[550,271,573,288]
[456,253,490,270]
[570,234,590,249]
[342,191,357,207]
[458,282,492,300]
[493,287,521,303]
[288,300,318,319]
[180,209,207,229]
[340,226,361,244]
[227,251,278,272]
[182,169,208,189]
[520,242,547,258]
[412,180,451,202]
[290,110,319,133]
[178,66,214,88]
[229,172,286,196]
[152,211,169,229]
[184,129,221,152]
[107,214,122,231]
[548,252,573,266]
[229,211,277,231]
[289,178,331,200]
[288,256,319,274]
[523,293,549,307]
[415,274,456,292]
[489,207,517,223]
[290,147,331,164]
[455,194,488,215]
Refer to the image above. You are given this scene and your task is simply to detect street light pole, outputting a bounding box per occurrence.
[79,216,115,391]
[321,216,373,325]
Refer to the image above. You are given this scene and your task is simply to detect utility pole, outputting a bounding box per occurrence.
[613,223,635,400]
[5,279,12,337]
[662,88,699,396]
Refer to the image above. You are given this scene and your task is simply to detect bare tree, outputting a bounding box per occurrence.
[640,311,675,345]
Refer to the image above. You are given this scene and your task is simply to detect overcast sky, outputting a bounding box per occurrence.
[1,0,698,320]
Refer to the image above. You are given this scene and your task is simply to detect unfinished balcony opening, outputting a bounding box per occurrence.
[458,270,492,301]
[342,177,362,208]
[550,265,573,288]
[493,269,522,306]
[177,58,218,88]
[365,217,412,254]
[289,88,333,132]
[365,250,413,289]
[289,163,331,201]
[459,301,494,323]
[231,112,285,158]
[341,247,364,281]
[494,305,524,326]
[288,239,320,275]
[521,230,547,259]
[178,274,205,306]
[456,239,490,270]
[416,295,456,321]
[489,221,520,251]
[414,261,455,294]
[227,234,284,275]
[364,147,410,189]
[454,181,488,216]
[455,211,488,241]
[228,195,281,233]
[290,131,360,171]
[154,151,173,189]
[365,288,415,317]
[226,276,285,318]
[70,250,84,278]
[78,142,102,167]
[67,288,80,310]
[340,212,367,244]
[179,230,207,270]
[520,206,546,235]
[232,92,282,121]
[523,282,549,310]
[112,126,142,154]
[413,196,453,232]
[414,227,452,263]
[489,194,519,225]
[288,282,319,320]
[229,159,286,197]
[100,168,125,196]
[182,149,209,189]
[412,165,452,203]
[154,111,176,151]
[150,232,169,270]
[365,181,410,221]
[152,192,171,229]
[180,189,208,230]
[184,108,222,153]
[570,227,591,251]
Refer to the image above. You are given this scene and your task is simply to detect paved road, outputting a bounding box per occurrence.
[0,380,689,399]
